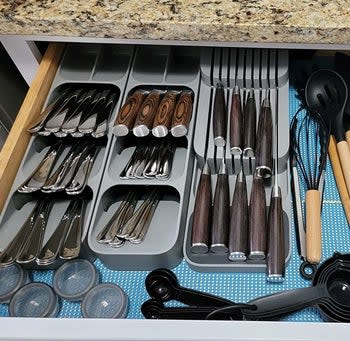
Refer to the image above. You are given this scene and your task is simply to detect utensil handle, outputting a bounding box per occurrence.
[328,135,350,224]
[255,105,273,174]
[243,95,256,155]
[229,92,243,154]
[248,176,267,258]
[113,90,147,135]
[243,286,326,320]
[153,91,177,130]
[171,91,193,137]
[212,85,227,147]
[191,172,212,253]
[134,91,162,129]
[211,173,230,252]
[228,173,248,258]
[267,188,285,279]
[305,189,322,264]
[337,140,350,196]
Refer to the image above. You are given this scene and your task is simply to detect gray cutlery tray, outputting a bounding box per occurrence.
[183,47,292,272]
[87,45,201,270]
[0,43,134,269]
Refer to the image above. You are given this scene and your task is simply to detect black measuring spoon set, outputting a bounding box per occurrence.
[142,253,350,322]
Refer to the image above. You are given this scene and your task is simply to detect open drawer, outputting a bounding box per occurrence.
[0,43,349,341]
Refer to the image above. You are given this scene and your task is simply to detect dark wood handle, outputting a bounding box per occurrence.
[153,91,178,129]
[267,191,285,280]
[248,175,267,259]
[229,89,243,154]
[212,85,227,147]
[243,93,256,155]
[191,171,212,253]
[134,91,162,128]
[255,102,273,175]
[211,173,230,252]
[228,173,248,259]
[171,90,193,137]
[114,90,148,129]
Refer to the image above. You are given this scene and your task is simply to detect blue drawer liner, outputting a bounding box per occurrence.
[0,86,349,322]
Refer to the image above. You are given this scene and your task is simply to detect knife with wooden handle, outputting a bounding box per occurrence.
[113,90,149,136]
[133,90,163,137]
[212,83,227,147]
[228,170,248,261]
[243,89,256,157]
[255,96,273,177]
[248,174,267,260]
[230,85,243,155]
[211,159,229,253]
[171,90,193,138]
[191,162,212,254]
[152,91,178,138]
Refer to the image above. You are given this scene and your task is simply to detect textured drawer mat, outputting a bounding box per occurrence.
[0,87,349,322]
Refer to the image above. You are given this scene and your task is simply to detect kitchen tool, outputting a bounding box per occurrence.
[210,159,230,253]
[113,90,149,137]
[171,90,193,137]
[255,92,273,178]
[142,268,254,320]
[53,259,99,301]
[17,141,64,193]
[242,253,350,322]
[305,69,350,196]
[229,85,243,155]
[152,91,178,137]
[16,199,53,264]
[228,170,248,261]
[43,88,83,134]
[133,90,163,137]
[0,201,42,266]
[9,282,59,318]
[60,89,97,135]
[266,70,285,282]
[93,92,117,138]
[36,199,81,265]
[59,199,85,260]
[27,87,72,133]
[212,82,227,147]
[248,174,267,260]
[243,89,256,157]
[81,283,128,319]
[290,109,329,265]
[0,263,29,303]
[190,162,212,254]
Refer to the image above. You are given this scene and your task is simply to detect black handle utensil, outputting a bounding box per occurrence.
[243,89,256,157]
[229,85,243,155]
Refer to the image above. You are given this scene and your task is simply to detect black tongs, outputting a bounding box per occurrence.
[141,269,255,320]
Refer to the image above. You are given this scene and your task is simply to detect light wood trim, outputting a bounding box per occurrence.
[0,43,65,212]
[328,135,350,225]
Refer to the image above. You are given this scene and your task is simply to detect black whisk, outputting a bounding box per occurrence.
[290,109,330,266]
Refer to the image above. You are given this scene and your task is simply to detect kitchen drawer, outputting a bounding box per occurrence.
[0,43,349,341]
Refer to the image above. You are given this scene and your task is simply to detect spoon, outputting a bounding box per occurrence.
[305,69,350,196]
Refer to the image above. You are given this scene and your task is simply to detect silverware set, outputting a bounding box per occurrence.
[120,140,176,181]
[113,89,193,138]
[0,199,85,267]
[18,140,101,195]
[27,87,117,138]
[96,189,160,247]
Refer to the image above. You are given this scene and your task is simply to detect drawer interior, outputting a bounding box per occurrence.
[0,45,349,324]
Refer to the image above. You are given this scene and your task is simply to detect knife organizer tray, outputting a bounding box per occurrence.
[87,45,201,270]
[0,43,135,269]
[183,47,291,272]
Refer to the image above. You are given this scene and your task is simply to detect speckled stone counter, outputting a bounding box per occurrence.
[0,0,350,45]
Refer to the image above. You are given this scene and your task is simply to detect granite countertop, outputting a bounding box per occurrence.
[0,0,350,44]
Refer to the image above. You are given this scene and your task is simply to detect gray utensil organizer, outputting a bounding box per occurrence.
[183,47,292,272]
[0,44,291,273]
